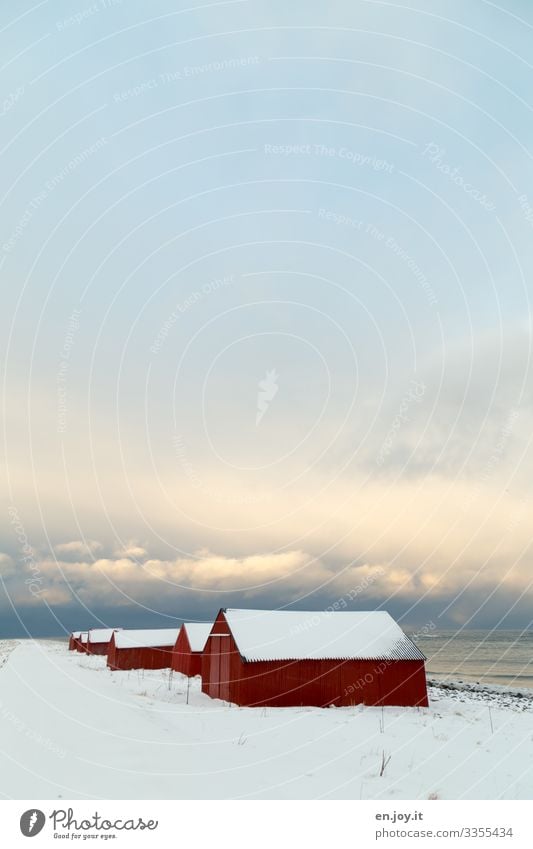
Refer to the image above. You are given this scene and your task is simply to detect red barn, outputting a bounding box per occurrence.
[172,623,212,677]
[76,632,89,653]
[202,609,428,708]
[87,628,122,655]
[68,631,83,651]
[107,628,180,671]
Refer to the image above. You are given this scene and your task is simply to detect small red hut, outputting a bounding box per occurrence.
[87,628,122,655]
[107,628,180,671]
[202,609,428,708]
[76,632,89,653]
[171,623,212,677]
[68,631,83,651]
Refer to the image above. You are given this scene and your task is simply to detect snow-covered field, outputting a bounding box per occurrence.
[0,639,531,800]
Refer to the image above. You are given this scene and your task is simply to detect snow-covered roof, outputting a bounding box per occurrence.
[88,628,122,644]
[71,631,83,638]
[113,628,180,649]
[223,609,425,661]
[79,632,88,642]
[182,623,212,652]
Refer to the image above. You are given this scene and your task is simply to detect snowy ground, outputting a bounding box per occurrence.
[428,679,533,712]
[0,640,531,800]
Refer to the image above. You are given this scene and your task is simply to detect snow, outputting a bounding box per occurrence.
[113,628,180,649]
[0,640,531,800]
[88,627,121,644]
[70,631,83,638]
[182,622,212,652]
[79,632,88,643]
[428,679,533,712]
[223,608,425,661]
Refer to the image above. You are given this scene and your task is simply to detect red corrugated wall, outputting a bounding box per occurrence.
[86,640,110,656]
[201,610,429,708]
[171,630,203,677]
[107,640,174,670]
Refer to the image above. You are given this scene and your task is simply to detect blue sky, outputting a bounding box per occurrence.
[1,0,533,636]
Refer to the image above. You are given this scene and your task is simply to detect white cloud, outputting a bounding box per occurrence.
[1,550,389,610]
[54,540,102,558]
[113,541,148,559]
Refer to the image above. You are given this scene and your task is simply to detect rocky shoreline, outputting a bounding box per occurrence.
[428,678,533,712]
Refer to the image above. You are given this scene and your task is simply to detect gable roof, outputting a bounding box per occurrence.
[113,628,180,649]
[182,623,212,652]
[79,632,88,643]
[88,628,122,644]
[71,631,83,638]
[223,609,425,662]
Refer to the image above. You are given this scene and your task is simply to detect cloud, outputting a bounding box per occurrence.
[113,541,148,559]
[54,540,102,558]
[2,530,532,629]
[45,550,330,604]
[0,549,388,610]
[0,554,15,577]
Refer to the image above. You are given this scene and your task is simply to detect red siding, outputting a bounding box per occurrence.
[201,610,429,708]
[68,636,76,651]
[107,636,174,671]
[75,639,87,654]
[171,629,203,677]
[86,640,110,656]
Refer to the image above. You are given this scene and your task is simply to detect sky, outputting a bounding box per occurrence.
[1,0,533,637]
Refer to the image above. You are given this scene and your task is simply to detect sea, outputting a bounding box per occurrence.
[410,629,533,689]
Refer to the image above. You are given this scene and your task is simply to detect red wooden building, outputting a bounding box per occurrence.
[75,632,89,653]
[202,609,428,708]
[171,623,212,677]
[68,631,83,651]
[107,628,180,671]
[87,628,122,655]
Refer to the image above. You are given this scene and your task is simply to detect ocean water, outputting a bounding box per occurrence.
[411,629,533,689]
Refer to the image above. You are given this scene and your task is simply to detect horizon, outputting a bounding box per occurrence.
[3,620,533,640]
